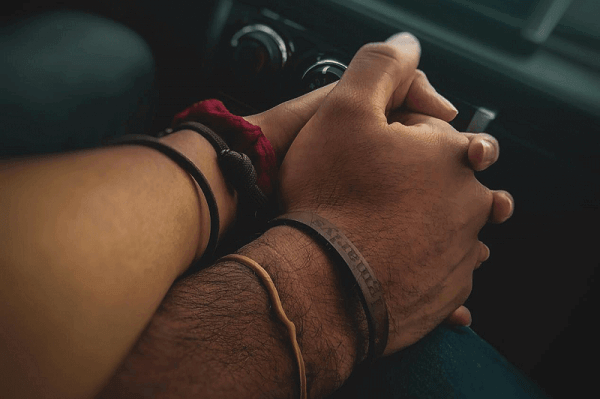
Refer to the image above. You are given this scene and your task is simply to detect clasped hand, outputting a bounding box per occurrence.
[245,32,514,353]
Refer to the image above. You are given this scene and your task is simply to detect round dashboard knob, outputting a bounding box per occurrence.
[230,24,289,77]
[301,59,347,93]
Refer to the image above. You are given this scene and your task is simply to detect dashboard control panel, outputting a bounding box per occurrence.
[206,2,498,134]
[207,3,350,112]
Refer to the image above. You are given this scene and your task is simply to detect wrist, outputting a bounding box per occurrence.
[98,224,368,399]
[238,225,369,397]
[160,130,238,263]
[172,99,277,197]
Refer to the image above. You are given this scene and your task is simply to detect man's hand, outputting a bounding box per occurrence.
[243,33,509,328]
[278,33,514,354]
[244,55,459,165]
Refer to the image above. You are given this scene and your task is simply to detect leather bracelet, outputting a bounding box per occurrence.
[269,212,389,363]
[166,121,268,212]
[106,134,219,275]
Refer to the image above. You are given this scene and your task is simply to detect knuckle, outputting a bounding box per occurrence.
[479,133,500,149]
[321,90,373,127]
[460,280,474,303]
[326,90,362,114]
[413,69,427,81]
[397,112,429,126]
[356,42,404,68]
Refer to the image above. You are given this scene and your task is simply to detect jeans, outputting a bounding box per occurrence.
[0,10,551,399]
[330,325,550,398]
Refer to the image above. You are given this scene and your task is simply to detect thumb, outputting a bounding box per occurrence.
[405,70,459,122]
[244,82,337,165]
[330,32,421,120]
[444,305,472,327]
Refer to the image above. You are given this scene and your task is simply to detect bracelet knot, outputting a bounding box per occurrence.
[168,121,269,212]
[218,149,258,188]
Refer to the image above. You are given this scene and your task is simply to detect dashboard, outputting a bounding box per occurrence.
[6,0,599,397]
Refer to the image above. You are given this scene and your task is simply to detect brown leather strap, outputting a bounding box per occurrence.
[269,212,389,362]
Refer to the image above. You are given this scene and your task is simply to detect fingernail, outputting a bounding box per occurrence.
[482,243,490,262]
[439,93,458,115]
[481,140,495,168]
[504,192,515,218]
[385,32,419,46]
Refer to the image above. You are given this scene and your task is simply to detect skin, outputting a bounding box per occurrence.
[99,34,514,399]
[279,33,513,353]
[0,32,513,398]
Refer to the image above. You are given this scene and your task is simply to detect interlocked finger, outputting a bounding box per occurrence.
[489,190,514,224]
[474,242,490,269]
[403,70,458,122]
[444,305,472,327]
[463,133,514,224]
[464,133,499,171]
[445,241,489,326]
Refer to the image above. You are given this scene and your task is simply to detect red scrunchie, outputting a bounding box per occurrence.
[172,100,277,197]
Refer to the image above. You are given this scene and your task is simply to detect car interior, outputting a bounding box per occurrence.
[4,0,599,397]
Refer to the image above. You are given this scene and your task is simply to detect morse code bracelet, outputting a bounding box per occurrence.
[171,99,277,197]
[166,121,268,213]
[268,211,389,363]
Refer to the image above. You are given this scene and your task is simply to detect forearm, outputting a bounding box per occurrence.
[0,130,236,398]
[98,226,368,399]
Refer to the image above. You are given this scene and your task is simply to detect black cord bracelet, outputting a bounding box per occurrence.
[106,134,220,276]
[167,121,268,213]
[269,212,389,364]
